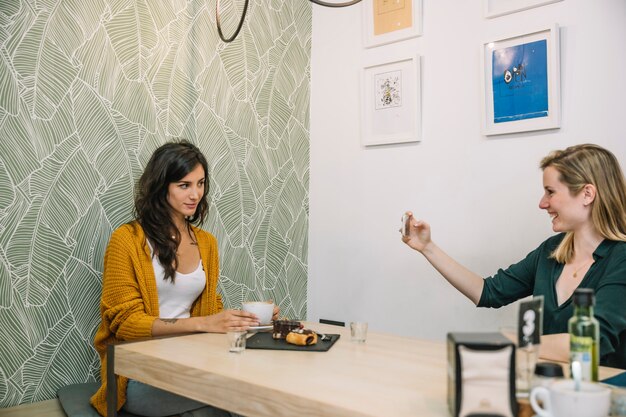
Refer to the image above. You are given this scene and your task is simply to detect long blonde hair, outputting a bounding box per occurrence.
[540,143,626,263]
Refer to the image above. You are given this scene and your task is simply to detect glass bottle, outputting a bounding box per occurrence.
[568,288,599,382]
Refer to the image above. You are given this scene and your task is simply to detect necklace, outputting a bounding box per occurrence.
[572,260,593,278]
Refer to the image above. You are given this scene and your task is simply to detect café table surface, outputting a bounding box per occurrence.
[111,322,622,417]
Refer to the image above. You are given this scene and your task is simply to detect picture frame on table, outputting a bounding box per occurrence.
[484,0,564,19]
[481,24,560,136]
[361,55,421,146]
[363,0,422,48]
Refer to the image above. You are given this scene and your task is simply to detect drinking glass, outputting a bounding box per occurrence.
[227,331,247,353]
[350,322,368,343]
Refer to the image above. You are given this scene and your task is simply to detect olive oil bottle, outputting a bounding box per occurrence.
[568,288,599,382]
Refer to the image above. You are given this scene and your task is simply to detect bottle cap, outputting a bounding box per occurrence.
[534,362,564,378]
[573,288,595,307]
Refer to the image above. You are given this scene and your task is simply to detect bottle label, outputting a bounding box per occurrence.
[570,335,593,381]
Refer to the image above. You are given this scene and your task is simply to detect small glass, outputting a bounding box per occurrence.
[227,331,247,353]
[516,343,540,396]
[609,386,626,417]
[500,327,540,396]
[350,322,368,343]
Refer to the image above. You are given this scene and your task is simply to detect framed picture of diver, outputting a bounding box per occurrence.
[363,0,423,48]
[481,24,561,136]
[360,54,421,146]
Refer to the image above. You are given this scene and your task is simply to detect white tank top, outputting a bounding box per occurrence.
[147,241,206,319]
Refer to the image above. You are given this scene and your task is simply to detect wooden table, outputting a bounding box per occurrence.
[109,322,449,417]
[108,323,623,417]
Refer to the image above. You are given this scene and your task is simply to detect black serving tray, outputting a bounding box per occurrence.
[246,332,340,352]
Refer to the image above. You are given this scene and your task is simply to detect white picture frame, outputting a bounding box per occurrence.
[481,24,560,136]
[484,0,563,19]
[363,0,422,49]
[361,55,421,146]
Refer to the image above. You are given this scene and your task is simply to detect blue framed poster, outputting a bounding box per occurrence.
[482,25,560,136]
[492,39,548,123]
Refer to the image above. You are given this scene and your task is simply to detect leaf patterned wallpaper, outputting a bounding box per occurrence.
[0,0,310,407]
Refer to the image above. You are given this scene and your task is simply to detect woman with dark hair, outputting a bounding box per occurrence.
[90,140,275,417]
[402,143,626,369]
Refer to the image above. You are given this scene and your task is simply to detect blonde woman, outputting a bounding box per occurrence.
[402,144,626,368]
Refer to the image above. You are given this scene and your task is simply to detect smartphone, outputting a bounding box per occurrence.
[401,213,410,237]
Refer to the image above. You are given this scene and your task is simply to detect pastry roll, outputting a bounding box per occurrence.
[286,329,318,346]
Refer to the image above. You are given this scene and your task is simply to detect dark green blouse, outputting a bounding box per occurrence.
[478,234,626,368]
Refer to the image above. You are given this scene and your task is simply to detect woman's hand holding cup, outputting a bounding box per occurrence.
[241,301,275,326]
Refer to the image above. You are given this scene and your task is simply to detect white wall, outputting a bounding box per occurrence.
[308,0,626,341]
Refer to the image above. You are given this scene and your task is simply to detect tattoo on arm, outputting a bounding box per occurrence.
[160,318,178,325]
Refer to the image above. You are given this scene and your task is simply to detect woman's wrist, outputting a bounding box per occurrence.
[192,315,217,333]
[420,241,436,257]
[186,316,201,332]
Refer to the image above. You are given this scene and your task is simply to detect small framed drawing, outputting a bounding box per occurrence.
[363,0,422,48]
[481,24,560,136]
[361,55,421,146]
[484,0,563,19]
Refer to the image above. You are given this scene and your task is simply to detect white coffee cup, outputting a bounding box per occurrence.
[530,379,610,417]
[241,301,274,325]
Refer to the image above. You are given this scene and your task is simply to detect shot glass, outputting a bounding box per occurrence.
[499,326,539,396]
[227,331,247,353]
[517,343,539,395]
[350,322,368,343]
[609,385,626,417]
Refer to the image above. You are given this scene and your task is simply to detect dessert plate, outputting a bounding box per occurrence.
[247,332,341,352]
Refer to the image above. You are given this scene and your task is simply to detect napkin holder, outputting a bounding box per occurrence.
[447,332,517,417]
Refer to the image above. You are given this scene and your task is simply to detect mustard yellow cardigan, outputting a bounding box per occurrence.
[90,221,223,416]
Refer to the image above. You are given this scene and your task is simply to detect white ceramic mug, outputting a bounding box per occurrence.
[241,301,274,325]
[530,379,610,417]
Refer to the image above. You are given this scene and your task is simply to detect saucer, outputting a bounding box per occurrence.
[248,325,273,331]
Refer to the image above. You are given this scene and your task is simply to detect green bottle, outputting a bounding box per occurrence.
[568,288,599,382]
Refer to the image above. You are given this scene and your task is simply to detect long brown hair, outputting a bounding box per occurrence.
[134,140,209,281]
[540,143,626,262]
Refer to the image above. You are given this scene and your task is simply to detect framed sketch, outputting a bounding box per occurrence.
[484,0,564,19]
[481,24,560,136]
[361,55,421,146]
[363,0,422,48]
